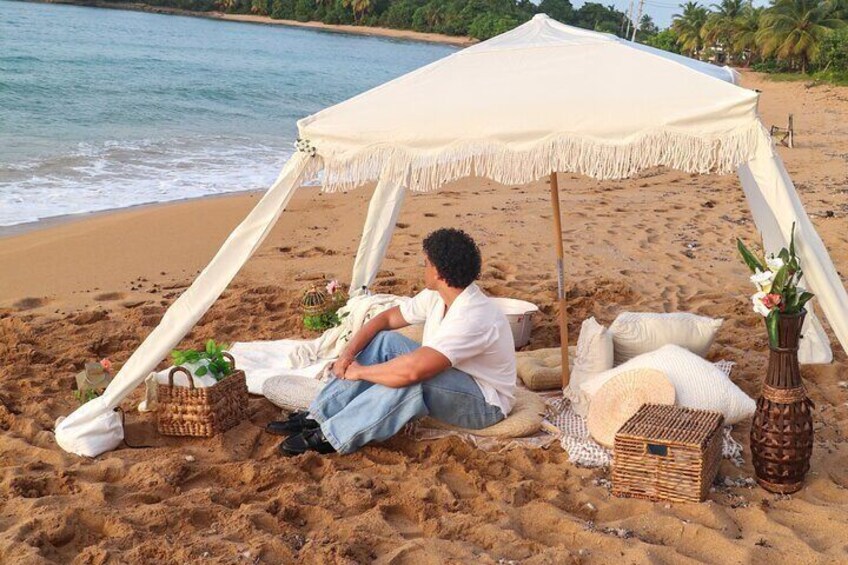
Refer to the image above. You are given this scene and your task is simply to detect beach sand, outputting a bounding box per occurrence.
[1,72,848,563]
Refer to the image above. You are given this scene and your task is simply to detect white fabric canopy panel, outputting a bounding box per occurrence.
[55,14,848,457]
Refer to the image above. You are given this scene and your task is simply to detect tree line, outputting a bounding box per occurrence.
[116,0,847,77]
[659,0,847,75]
[126,0,631,41]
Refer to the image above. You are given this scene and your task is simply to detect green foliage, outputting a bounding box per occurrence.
[538,0,573,24]
[303,310,342,331]
[251,0,270,15]
[645,28,681,52]
[74,388,101,405]
[122,0,633,40]
[756,0,844,73]
[380,0,421,29]
[737,237,765,273]
[295,0,313,21]
[752,56,795,72]
[672,1,710,56]
[817,27,848,71]
[171,339,234,381]
[270,0,295,19]
[639,14,659,37]
[572,2,624,34]
[738,223,815,347]
[468,12,519,39]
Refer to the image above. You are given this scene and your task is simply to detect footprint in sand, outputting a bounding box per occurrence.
[12,297,48,311]
[395,222,410,229]
[295,246,337,258]
[94,292,124,302]
[381,504,423,539]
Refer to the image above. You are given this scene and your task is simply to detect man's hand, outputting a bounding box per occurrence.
[332,354,355,378]
[342,361,365,381]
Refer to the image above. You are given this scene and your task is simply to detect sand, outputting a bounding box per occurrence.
[1,72,848,564]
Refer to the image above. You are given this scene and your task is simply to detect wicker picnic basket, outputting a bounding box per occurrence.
[157,353,248,437]
[612,404,724,503]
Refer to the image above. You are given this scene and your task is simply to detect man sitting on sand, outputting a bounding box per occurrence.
[268,228,517,456]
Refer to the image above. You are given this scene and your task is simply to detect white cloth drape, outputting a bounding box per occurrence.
[55,153,312,457]
[738,133,848,361]
[350,179,406,294]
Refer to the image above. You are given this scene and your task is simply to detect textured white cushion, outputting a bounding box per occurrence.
[580,344,755,424]
[566,317,614,416]
[262,375,324,412]
[609,312,722,365]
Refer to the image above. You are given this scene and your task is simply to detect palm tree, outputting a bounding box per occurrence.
[756,0,844,73]
[702,0,747,63]
[732,4,764,66]
[342,0,372,23]
[216,0,237,12]
[672,2,710,57]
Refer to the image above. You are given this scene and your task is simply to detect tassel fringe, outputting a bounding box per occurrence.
[308,122,770,193]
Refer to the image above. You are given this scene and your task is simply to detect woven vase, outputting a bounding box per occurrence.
[750,310,814,494]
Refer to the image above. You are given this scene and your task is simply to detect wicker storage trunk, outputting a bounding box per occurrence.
[157,353,248,437]
[612,404,724,503]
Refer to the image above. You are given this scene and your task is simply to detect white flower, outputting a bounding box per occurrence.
[750,269,774,293]
[752,291,771,317]
[766,256,785,271]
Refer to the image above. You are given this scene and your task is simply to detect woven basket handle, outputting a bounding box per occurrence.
[223,352,236,371]
[168,366,195,389]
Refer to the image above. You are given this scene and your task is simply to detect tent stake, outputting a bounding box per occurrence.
[549,172,571,388]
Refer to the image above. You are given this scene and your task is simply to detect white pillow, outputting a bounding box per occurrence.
[580,344,755,424]
[566,317,614,416]
[609,312,722,365]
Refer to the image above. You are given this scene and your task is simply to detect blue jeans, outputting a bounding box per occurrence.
[308,331,504,454]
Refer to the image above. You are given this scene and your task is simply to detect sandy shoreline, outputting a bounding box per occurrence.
[0,189,266,240]
[34,0,475,46]
[2,73,848,563]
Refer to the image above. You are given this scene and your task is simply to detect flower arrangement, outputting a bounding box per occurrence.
[74,358,113,405]
[171,339,233,381]
[737,223,814,346]
[302,279,348,332]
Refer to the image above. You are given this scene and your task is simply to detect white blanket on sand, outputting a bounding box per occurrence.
[151,293,408,396]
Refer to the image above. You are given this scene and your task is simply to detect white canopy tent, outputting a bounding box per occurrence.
[56,14,848,457]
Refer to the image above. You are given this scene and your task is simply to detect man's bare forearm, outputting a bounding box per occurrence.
[341,315,388,360]
[354,355,416,387]
[340,306,408,360]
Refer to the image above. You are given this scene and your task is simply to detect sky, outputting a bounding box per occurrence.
[570,0,771,29]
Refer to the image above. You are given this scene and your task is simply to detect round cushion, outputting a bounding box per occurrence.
[515,346,576,391]
[420,388,545,438]
[587,369,675,448]
[262,375,324,412]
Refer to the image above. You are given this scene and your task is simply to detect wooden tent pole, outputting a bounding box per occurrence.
[549,172,571,388]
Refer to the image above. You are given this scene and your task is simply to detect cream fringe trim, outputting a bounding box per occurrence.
[308,122,770,193]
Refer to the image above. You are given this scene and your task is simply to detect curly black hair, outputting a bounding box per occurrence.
[423,228,482,289]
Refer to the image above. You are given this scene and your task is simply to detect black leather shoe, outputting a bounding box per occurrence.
[279,428,336,456]
[265,411,320,436]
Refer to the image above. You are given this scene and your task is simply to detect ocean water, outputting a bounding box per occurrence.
[0,1,455,227]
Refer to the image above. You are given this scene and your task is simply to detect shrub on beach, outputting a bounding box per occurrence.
[468,12,519,39]
[817,28,848,72]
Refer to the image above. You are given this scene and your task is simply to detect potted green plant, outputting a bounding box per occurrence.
[159,339,248,438]
[171,339,234,381]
